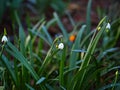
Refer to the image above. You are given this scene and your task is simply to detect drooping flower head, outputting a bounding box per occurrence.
[106,23,111,32]
[1,35,8,43]
[106,23,111,29]
[58,43,64,50]
[1,28,8,43]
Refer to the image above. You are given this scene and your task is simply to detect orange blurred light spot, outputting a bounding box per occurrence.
[69,35,76,42]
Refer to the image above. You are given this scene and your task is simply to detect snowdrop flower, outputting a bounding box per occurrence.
[106,23,111,29]
[1,35,8,42]
[58,43,64,49]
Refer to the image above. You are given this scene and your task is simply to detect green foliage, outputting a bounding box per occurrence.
[0,0,23,22]
[0,0,120,90]
[0,0,6,22]
[36,0,68,15]
[0,0,69,23]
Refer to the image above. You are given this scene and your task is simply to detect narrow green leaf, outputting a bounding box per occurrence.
[1,55,17,85]
[69,25,86,69]
[98,48,119,60]
[30,30,51,46]
[74,17,107,89]
[86,0,92,33]
[80,30,95,47]
[31,21,46,44]
[59,47,66,86]
[6,42,39,80]
[98,83,120,90]
[0,86,4,90]
[19,26,26,54]
[14,11,26,55]
[36,77,46,85]
[25,83,35,90]
[65,11,75,27]
[45,84,54,90]
[42,25,53,45]
[38,35,63,76]
[46,18,56,28]
[53,12,68,41]
[101,66,120,76]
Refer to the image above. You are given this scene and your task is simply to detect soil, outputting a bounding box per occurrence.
[0,0,119,38]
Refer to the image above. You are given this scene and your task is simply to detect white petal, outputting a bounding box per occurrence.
[58,43,64,49]
[106,23,111,29]
[1,35,8,42]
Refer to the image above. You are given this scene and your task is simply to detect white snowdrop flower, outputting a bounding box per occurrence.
[1,35,8,42]
[58,43,64,49]
[106,23,111,29]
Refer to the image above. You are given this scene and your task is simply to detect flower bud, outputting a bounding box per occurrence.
[1,35,8,42]
[106,23,111,29]
[58,43,64,49]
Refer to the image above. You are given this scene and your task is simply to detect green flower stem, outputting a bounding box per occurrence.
[0,42,7,89]
[112,70,118,90]
[59,47,66,86]
[0,43,6,58]
[38,35,63,76]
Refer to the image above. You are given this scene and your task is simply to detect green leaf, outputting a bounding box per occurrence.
[36,77,46,85]
[86,0,92,33]
[31,20,46,44]
[98,83,120,90]
[1,55,17,85]
[73,17,107,89]
[46,18,56,28]
[98,48,119,60]
[30,30,51,46]
[53,12,68,41]
[6,42,39,80]
[0,86,4,90]
[25,83,35,90]
[69,25,86,69]
[0,0,6,22]
[38,35,62,76]
[59,46,66,86]
[14,11,26,55]
[42,25,53,45]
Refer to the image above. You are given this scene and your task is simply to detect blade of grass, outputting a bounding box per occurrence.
[53,12,68,41]
[65,11,75,27]
[80,25,107,89]
[98,83,120,90]
[46,18,56,28]
[25,19,45,48]
[31,21,46,44]
[67,25,86,88]
[30,30,51,46]
[98,48,119,60]
[101,66,120,76]
[42,25,53,45]
[86,0,92,33]
[36,77,46,85]
[14,11,26,55]
[72,17,107,89]
[69,25,86,69]
[15,11,29,89]
[68,65,89,90]
[6,42,39,80]
[38,35,63,76]
[59,46,66,86]
[1,55,17,86]
[80,29,95,47]
[25,83,35,90]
